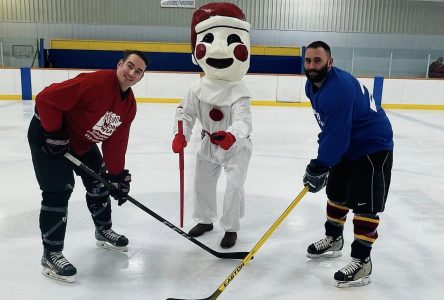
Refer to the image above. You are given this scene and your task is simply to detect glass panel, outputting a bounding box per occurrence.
[331,47,443,78]
[0,37,39,68]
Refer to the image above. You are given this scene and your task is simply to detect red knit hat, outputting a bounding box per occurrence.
[190,2,250,54]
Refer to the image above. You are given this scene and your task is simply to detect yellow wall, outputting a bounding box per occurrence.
[50,39,301,56]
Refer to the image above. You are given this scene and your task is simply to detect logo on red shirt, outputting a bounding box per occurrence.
[85,111,122,142]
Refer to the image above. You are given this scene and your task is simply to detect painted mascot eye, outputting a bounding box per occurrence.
[227,34,242,45]
[201,33,214,44]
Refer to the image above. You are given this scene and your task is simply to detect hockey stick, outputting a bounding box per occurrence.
[166,186,309,300]
[178,119,185,228]
[64,153,249,260]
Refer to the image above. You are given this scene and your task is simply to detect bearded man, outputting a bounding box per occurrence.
[302,41,394,288]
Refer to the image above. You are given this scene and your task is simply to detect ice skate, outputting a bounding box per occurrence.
[334,256,372,288]
[307,235,343,258]
[95,227,129,252]
[41,250,77,283]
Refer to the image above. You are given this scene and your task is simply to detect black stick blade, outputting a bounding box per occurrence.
[167,287,222,300]
[167,295,212,300]
[167,297,211,300]
[167,298,210,300]
[214,251,249,259]
[64,153,251,261]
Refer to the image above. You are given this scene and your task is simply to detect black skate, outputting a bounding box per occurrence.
[95,228,129,252]
[307,235,343,258]
[41,250,77,283]
[334,256,372,288]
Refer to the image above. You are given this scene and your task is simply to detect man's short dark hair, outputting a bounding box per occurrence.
[122,50,150,69]
[306,41,331,57]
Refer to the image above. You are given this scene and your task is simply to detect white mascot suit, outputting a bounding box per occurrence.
[172,2,252,248]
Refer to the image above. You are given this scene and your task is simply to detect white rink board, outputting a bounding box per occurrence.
[1,68,444,104]
[0,68,21,95]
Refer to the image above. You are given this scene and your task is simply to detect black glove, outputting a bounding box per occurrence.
[106,170,131,206]
[41,130,70,157]
[303,159,330,193]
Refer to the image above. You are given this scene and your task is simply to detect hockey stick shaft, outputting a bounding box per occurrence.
[64,153,248,260]
[167,186,309,300]
[178,119,184,228]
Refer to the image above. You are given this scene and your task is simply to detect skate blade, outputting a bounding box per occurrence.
[335,276,371,288]
[307,250,342,259]
[42,267,75,283]
[96,240,128,252]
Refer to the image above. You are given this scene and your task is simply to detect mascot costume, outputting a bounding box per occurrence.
[172,2,252,248]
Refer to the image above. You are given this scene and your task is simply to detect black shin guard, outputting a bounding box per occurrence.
[351,240,372,259]
[325,220,344,239]
[324,200,349,239]
[40,190,71,252]
[351,214,379,259]
[86,182,112,230]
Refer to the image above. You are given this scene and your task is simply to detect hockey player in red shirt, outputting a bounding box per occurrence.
[27,50,149,283]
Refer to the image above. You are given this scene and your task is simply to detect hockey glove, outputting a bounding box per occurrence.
[303,159,330,193]
[41,130,70,158]
[210,131,236,150]
[172,133,187,153]
[106,170,131,206]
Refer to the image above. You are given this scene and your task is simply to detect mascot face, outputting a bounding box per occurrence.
[194,23,250,81]
[191,3,251,82]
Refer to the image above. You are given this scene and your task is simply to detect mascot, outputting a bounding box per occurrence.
[172,2,252,248]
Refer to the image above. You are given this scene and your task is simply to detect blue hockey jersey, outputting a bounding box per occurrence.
[305,66,394,167]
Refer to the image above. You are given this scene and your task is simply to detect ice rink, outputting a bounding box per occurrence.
[1,99,443,300]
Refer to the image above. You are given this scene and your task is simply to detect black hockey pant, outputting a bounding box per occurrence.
[28,117,112,252]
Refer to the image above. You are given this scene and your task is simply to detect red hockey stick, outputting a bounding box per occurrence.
[178,119,185,228]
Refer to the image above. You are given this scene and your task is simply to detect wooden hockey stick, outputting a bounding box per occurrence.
[64,153,249,260]
[167,186,309,300]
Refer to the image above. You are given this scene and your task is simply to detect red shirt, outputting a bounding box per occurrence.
[36,70,137,174]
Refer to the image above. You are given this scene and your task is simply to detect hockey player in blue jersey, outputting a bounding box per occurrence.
[302,41,393,288]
